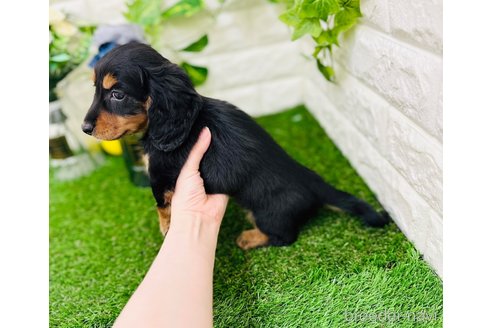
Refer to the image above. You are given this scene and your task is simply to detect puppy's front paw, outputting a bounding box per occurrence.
[157,206,171,237]
[236,229,269,250]
[159,219,170,236]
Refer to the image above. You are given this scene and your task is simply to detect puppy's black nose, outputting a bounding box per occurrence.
[81,122,94,135]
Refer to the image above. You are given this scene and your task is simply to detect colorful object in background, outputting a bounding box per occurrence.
[121,135,150,187]
[88,42,118,68]
[49,101,101,181]
[89,24,147,68]
[101,140,123,156]
[49,105,74,160]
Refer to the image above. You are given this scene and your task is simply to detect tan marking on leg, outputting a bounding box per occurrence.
[157,206,171,236]
[245,211,256,227]
[164,191,173,204]
[102,73,118,89]
[157,191,174,236]
[236,228,269,250]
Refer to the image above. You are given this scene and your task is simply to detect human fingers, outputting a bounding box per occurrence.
[181,127,212,174]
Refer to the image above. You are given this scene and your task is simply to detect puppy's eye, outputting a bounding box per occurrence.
[111,90,125,100]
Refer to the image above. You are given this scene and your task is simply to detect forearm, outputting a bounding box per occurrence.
[114,214,220,328]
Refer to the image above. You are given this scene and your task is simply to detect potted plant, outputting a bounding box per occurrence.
[49,7,98,180]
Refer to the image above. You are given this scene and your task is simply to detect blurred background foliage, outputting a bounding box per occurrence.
[49,7,95,101]
[125,0,214,86]
[49,0,362,99]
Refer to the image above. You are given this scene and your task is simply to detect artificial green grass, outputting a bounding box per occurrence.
[50,105,442,327]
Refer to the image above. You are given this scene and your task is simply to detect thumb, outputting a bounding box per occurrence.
[208,193,229,206]
[181,127,212,174]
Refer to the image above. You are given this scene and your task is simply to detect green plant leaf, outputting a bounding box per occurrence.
[316,59,335,82]
[181,35,208,52]
[49,62,59,74]
[162,0,204,19]
[312,45,323,58]
[292,18,322,40]
[269,0,294,4]
[280,7,322,40]
[313,29,339,46]
[144,24,164,45]
[277,0,363,82]
[338,0,362,15]
[124,0,162,26]
[334,2,361,33]
[50,53,71,63]
[299,0,340,20]
[312,44,333,58]
[180,62,208,86]
[279,7,301,27]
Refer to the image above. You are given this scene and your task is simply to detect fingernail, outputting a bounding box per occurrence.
[200,126,210,138]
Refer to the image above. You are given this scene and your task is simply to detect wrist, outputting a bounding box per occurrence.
[167,211,221,242]
[161,213,220,262]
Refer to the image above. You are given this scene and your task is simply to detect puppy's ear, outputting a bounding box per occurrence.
[145,63,202,152]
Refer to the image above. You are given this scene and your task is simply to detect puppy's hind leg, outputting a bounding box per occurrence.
[236,210,300,250]
[236,228,270,250]
[236,211,269,250]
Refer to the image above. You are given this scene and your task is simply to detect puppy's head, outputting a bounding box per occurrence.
[82,42,202,151]
[82,44,151,140]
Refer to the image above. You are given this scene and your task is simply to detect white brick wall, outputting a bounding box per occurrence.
[165,0,309,114]
[54,0,442,276]
[55,0,309,143]
[301,0,442,276]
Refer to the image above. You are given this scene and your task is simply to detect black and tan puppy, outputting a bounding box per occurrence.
[82,42,390,249]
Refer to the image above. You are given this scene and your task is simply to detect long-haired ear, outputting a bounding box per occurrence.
[145,63,203,152]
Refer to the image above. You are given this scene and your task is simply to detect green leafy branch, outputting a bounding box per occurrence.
[125,0,210,86]
[277,0,362,82]
[125,0,361,86]
[49,6,95,100]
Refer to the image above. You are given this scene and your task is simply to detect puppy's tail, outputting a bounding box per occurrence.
[315,181,390,227]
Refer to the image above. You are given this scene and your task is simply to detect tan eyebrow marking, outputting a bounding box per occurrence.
[102,73,118,89]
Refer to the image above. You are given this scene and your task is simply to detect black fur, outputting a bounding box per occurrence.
[84,42,390,247]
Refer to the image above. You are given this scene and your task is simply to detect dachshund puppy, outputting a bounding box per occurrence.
[82,42,390,249]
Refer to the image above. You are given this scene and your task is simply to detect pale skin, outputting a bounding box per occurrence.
[113,127,229,328]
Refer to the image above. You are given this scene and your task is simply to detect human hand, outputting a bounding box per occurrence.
[170,127,229,230]
[114,128,226,328]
